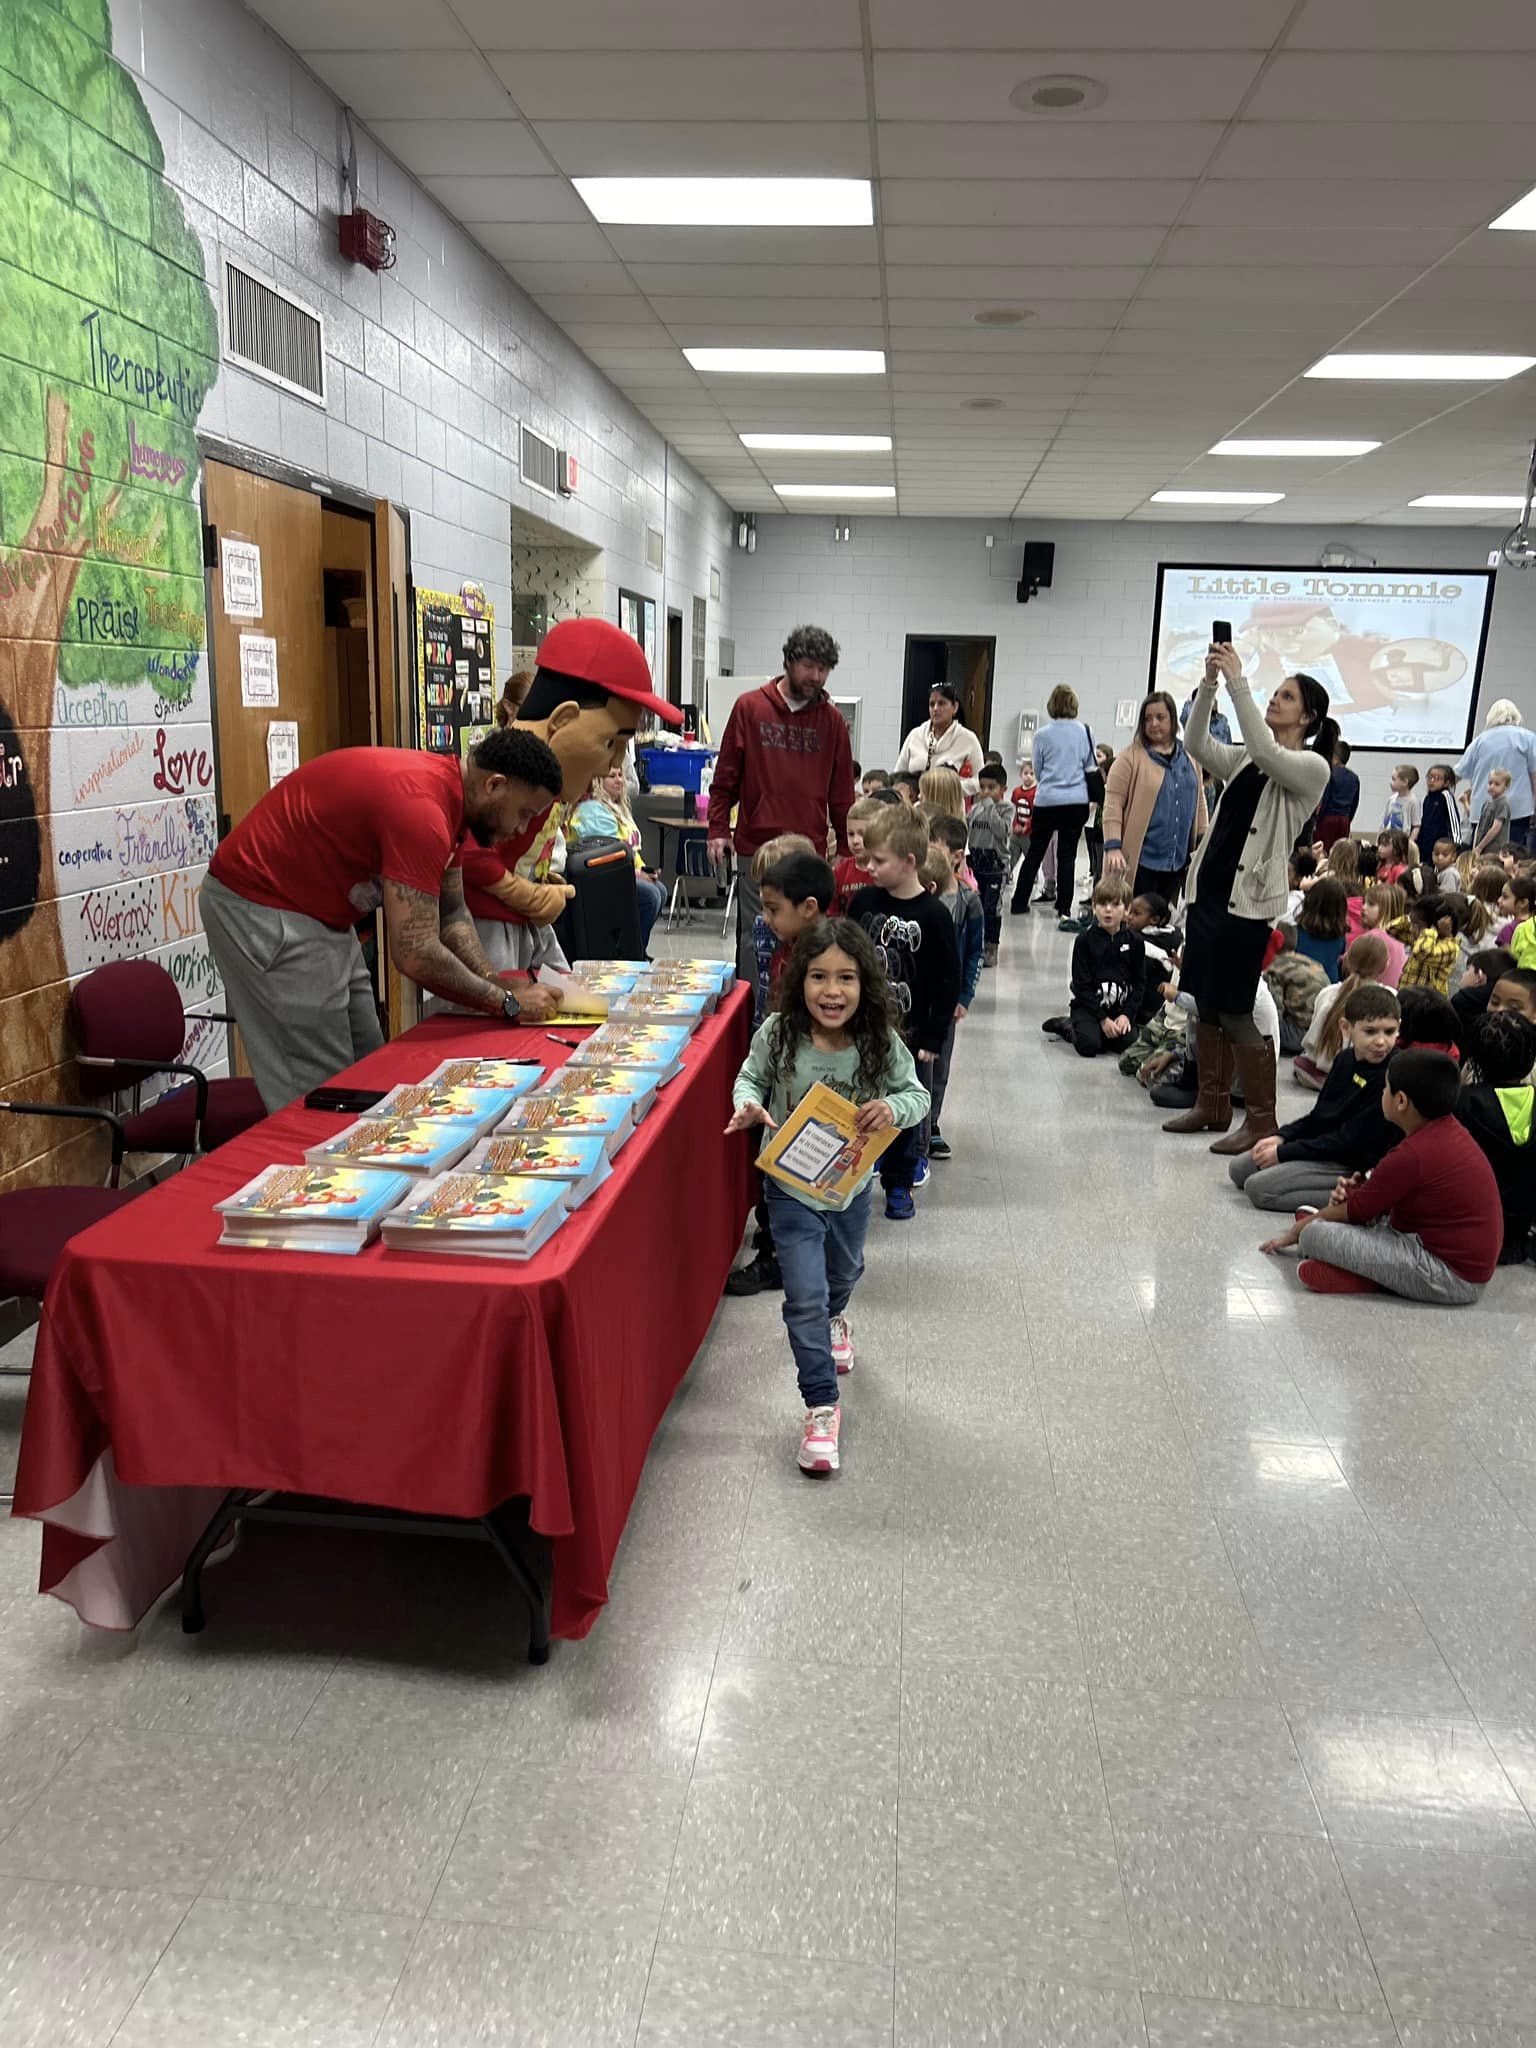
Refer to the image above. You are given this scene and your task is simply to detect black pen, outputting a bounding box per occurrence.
[546,1032,582,1048]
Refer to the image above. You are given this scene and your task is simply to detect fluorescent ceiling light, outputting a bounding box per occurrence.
[574,177,872,226]
[1409,493,1527,508]
[741,433,892,452]
[1489,183,1536,231]
[686,348,885,376]
[1151,490,1285,506]
[1210,438,1380,458]
[774,484,896,500]
[1306,353,1535,381]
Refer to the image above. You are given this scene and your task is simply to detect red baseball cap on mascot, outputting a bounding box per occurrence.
[535,618,684,728]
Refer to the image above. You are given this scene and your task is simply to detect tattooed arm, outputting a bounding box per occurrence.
[381,876,509,1017]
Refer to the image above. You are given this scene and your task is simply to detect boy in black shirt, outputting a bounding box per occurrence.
[1042,876,1145,1056]
[1458,1008,1536,1265]
[849,809,960,1220]
[1229,984,1400,1212]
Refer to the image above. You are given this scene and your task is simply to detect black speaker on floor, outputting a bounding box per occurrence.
[1017,540,1055,602]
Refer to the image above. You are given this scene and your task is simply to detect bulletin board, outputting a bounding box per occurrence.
[415,585,496,758]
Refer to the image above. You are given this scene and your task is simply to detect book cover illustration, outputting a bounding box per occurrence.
[654,957,734,987]
[365,1082,517,1129]
[305,1115,482,1176]
[564,969,641,996]
[581,1022,691,1066]
[217,1163,411,1224]
[610,988,711,1029]
[533,1065,657,1115]
[570,960,648,979]
[382,1171,569,1259]
[461,1133,612,1205]
[496,1092,634,1154]
[755,1082,898,1202]
[424,1058,544,1095]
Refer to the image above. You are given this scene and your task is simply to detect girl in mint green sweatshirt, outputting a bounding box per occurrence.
[727,918,929,1475]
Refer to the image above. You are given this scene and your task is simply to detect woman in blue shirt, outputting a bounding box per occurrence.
[1009,685,1098,929]
[1456,701,1536,851]
[1103,691,1207,902]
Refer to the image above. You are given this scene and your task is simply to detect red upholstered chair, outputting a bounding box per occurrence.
[68,960,266,1157]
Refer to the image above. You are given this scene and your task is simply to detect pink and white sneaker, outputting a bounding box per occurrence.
[830,1315,855,1374]
[798,1404,841,1475]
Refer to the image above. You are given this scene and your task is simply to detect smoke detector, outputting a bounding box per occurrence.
[1009,74,1108,113]
[973,308,1033,328]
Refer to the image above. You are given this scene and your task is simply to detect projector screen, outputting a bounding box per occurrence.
[1148,563,1496,753]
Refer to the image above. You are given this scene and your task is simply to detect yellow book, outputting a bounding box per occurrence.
[755,1081,899,1204]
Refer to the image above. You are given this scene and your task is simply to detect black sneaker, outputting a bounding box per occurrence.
[928,1135,953,1160]
[1041,1015,1071,1040]
[725,1253,783,1297]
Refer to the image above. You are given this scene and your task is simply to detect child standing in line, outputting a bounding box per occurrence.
[1042,875,1145,1058]
[1474,768,1515,861]
[1399,894,1464,997]
[926,819,983,1162]
[1382,764,1421,836]
[1458,1008,1536,1265]
[727,919,929,1474]
[848,810,961,1220]
[1261,1049,1502,1301]
[893,772,922,807]
[746,833,818,1026]
[861,768,891,794]
[833,798,881,914]
[1009,760,1037,886]
[968,761,1013,966]
[1232,984,1401,1211]
[1416,764,1461,864]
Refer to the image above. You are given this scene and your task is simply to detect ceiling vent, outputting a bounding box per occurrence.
[1008,74,1108,113]
[973,308,1033,328]
[645,525,665,572]
[223,261,325,404]
[520,425,558,497]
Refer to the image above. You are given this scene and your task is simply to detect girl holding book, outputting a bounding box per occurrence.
[726,919,929,1475]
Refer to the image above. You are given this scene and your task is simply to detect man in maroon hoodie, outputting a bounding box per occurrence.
[707,623,855,979]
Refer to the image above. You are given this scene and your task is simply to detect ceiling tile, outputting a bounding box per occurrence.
[473,223,615,261]
[303,51,512,119]
[1187,179,1519,231]
[421,176,589,223]
[371,121,550,176]
[603,227,879,267]
[870,0,1293,48]
[875,51,1266,123]
[876,122,1224,179]
[879,179,1196,227]
[882,226,1168,267]
[248,0,471,48]
[489,51,867,121]
[532,121,871,177]
[630,265,883,298]
[1247,52,1536,123]
[456,0,862,45]
[1216,121,1536,180]
[1289,0,1536,49]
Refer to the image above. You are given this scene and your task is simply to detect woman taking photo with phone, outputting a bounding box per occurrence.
[1164,644,1335,1154]
[1103,690,1207,903]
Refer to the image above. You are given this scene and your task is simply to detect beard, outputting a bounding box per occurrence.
[466,811,498,847]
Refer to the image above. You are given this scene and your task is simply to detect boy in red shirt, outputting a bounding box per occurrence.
[832,798,881,913]
[1260,1048,1502,1302]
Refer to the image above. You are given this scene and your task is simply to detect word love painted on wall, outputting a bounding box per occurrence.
[151,729,212,795]
[79,310,205,426]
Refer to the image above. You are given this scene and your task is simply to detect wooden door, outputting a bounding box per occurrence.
[372,501,413,1033]
[203,461,327,836]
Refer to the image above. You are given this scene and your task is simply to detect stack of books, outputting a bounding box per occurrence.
[423,1056,545,1099]
[365,1080,520,1134]
[216,1164,412,1255]
[608,984,712,1031]
[305,1115,481,1176]
[381,1171,570,1260]
[531,1062,659,1123]
[568,1022,691,1084]
[461,1130,612,1207]
[495,1090,635,1157]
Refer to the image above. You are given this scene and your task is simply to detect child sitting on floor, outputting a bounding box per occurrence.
[1295,876,1350,981]
[1399,893,1464,997]
[1359,883,1407,985]
[1267,926,1331,1057]
[1376,829,1411,886]
[1232,984,1400,1212]
[1489,966,1536,1028]
[1042,875,1145,1058]
[1261,1048,1502,1301]
[1499,872,1536,965]
[1458,1008,1536,1265]
[1453,947,1517,1032]
[1294,933,1391,1088]
[1286,848,1318,922]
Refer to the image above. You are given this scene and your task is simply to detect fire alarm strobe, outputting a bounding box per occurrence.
[338,208,397,273]
[557,451,578,496]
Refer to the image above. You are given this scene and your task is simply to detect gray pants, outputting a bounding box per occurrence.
[1298,1215,1483,1306]
[1230,1154,1346,1214]
[200,873,384,1112]
[735,855,763,986]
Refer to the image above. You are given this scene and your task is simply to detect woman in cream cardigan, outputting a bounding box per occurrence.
[1103,690,1207,901]
[1164,644,1336,1155]
[894,683,985,796]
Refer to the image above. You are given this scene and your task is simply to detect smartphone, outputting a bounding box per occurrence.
[303,1086,387,1114]
[1212,618,1232,644]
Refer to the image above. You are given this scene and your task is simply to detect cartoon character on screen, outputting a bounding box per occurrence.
[1239,601,1392,716]
[1365,638,1467,708]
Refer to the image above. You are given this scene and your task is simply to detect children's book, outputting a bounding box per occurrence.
[755,1081,899,1203]
[532,1063,657,1119]
[363,1081,518,1132]
[569,1021,690,1082]
[651,957,734,988]
[570,959,648,979]
[608,987,711,1031]
[495,1091,635,1156]
[636,971,719,1011]
[305,1115,482,1176]
[460,1131,612,1207]
[563,969,641,997]
[381,1171,569,1260]
[215,1164,411,1253]
[423,1057,545,1096]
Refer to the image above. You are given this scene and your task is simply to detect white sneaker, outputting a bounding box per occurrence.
[830,1315,855,1374]
[798,1405,841,1475]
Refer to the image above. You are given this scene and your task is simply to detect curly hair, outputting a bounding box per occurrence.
[782,623,840,671]
[769,917,898,1103]
[1466,1007,1536,1087]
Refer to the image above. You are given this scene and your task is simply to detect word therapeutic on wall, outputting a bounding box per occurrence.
[80,309,204,425]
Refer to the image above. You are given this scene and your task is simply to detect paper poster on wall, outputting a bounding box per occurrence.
[239,634,279,707]
[222,539,263,619]
[414,585,496,758]
[1114,698,1139,728]
[266,721,299,787]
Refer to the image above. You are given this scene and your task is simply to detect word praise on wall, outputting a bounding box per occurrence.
[0,0,225,1172]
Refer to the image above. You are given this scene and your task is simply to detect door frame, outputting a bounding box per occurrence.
[900,633,998,748]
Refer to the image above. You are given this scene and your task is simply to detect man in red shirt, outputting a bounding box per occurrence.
[707,623,854,981]
[1260,1048,1502,1302]
[201,725,562,1110]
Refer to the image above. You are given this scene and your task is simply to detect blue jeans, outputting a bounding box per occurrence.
[765,1182,872,1409]
[636,873,665,951]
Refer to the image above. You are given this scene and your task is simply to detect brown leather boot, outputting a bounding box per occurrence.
[1162,1022,1234,1133]
[1210,1039,1279,1154]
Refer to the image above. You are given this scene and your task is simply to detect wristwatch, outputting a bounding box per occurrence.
[501,988,521,1024]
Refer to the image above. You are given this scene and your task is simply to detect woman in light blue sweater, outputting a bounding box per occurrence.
[1009,685,1099,928]
[727,918,928,1476]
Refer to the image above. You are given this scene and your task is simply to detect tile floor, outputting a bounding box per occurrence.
[1,912,1535,2044]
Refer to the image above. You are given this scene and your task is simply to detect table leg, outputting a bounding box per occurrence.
[181,1487,259,1633]
[482,1507,551,1664]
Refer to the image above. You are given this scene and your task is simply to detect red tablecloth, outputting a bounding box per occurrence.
[13,988,752,1640]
